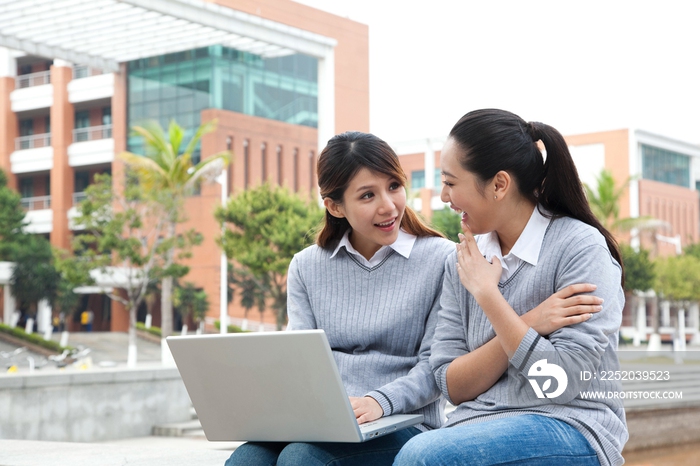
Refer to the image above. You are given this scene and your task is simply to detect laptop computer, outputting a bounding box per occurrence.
[166,329,424,442]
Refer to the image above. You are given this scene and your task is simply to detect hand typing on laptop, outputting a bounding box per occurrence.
[350,396,383,424]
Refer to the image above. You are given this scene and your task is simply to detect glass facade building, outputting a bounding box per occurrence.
[411,169,441,190]
[641,144,690,188]
[127,45,318,152]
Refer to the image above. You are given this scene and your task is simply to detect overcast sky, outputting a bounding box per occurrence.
[295,0,700,146]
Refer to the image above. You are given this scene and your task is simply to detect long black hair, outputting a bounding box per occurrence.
[448,109,624,285]
[316,131,443,248]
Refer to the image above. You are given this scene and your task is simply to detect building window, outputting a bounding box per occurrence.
[19,119,33,137]
[243,139,250,188]
[102,107,112,125]
[411,169,441,190]
[19,178,33,198]
[75,171,90,193]
[641,144,690,188]
[276,145,283,185]
[75,110,90,142]
[293,148,299,192]
[261,143,267,182]
[126,46,318,154]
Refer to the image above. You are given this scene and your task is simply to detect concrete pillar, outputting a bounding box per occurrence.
[690,302,700,345]
[633,295,646,346]
[420,188,433,221]
[111,64,127,201]
[678,309,687,352]
[317,49,335,152]
[661,300,671,328]
[0,47,17,78]
[49,63,75,250]
[3,284,16,325]
[0,48,17,189]
[108,65,129,334]
[36,299,52,333]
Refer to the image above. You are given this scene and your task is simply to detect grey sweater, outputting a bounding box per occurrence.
[431,216,628,466]
[287,235,455,430]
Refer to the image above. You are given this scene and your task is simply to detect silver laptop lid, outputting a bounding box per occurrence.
[167,330,366,442]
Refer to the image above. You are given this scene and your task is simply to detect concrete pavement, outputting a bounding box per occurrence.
[2,333,700,465]
[0,436,242,466]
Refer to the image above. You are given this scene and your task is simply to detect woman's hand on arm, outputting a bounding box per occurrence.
[522,283,603,335]
[349,396,383,424]
[444,285,602,404]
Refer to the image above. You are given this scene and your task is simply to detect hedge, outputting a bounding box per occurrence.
[136,321,162,337]
[0,322,71,353]
[213,321,248,333]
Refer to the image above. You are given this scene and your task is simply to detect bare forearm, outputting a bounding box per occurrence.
[445,336,509,404]
[476,290,529,358]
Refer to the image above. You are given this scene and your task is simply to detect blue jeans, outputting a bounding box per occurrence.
[225,427,421,466]
[393,415,600,466]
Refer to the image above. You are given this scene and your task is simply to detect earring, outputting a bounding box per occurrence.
[494,195,497,200]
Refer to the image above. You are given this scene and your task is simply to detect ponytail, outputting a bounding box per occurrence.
[532,122,624,284]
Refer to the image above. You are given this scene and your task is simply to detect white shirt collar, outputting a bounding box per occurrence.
[476,206,551,279]
[508,205,551,266]
[330,228,417,265]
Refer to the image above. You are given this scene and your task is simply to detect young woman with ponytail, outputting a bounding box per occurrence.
[226,130,602,466]
[395,109,628,466]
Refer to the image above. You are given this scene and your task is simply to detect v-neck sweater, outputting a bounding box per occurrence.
[287,235,455,431]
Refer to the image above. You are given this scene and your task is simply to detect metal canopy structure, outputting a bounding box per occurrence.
[0,0,337,72]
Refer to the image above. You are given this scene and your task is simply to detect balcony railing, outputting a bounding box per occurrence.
[16,70,51,89]
[73,124,112,143]
[15,133,51,150]
[21,195,51,211]
[72,65,103,80]
[72,191,87,205]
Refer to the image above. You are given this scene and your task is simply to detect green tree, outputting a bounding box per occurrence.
[216,183,323,330]
[9,235,60,319]
[654,254,700,306]
[52,248,93,319]
[0,169,27,260]
[430,206,461,243]
[73,173,166,365]
[174,281,209,330]
[229,264,265,325]
[120,119,230,338]
[619,244,655,293]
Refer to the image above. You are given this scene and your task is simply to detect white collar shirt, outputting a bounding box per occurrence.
[330,228,417,267]
[476,206,551,282]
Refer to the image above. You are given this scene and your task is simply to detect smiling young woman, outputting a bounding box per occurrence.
[395,109,628,466]
[225,131,453,466]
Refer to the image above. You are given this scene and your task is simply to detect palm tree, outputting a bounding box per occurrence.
[584,169,669,241]
[120,119,230,338]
